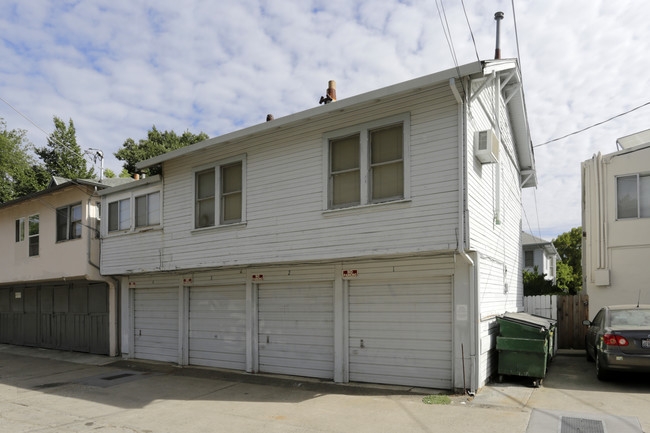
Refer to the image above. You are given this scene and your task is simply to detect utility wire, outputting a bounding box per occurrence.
[511,0,523,73]
[0,94,96,164]
[460,0,480,62]
[435,0,461,78]
[533,100,650,148]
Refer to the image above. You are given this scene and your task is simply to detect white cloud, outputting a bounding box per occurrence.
[1,0,650,238]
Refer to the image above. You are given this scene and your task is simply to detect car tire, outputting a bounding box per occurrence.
[595,351,608,381]
[586,347,593,362]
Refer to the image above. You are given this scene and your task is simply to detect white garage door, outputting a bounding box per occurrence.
[189,284,246,370]
[349,278,452,389]
[133,286,179,363]
[258,282,334,379]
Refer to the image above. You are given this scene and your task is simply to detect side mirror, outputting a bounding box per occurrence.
[582,320,592,326]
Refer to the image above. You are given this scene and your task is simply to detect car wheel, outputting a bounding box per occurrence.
[595,351,608,381]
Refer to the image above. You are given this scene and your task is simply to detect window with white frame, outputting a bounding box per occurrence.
[56,203,82,241]
[326,114,408,209]
[135,192,160,227]
[617,174,650,219]
[15,217,25,242]
[28,214,39,256]
[108,198,130,232]
[195,158,245,229]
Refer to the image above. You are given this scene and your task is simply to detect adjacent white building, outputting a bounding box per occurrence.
[100,59,537,391]
[522,232,558,282]
[582,129,650,317]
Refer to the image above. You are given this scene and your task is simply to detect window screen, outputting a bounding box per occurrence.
[221,162,242,223]
[196,169,215,228]
[370,124,403,202]
[330,134,360,207]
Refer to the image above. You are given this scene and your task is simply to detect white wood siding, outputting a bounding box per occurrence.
[348,277,452,389]
[189,284,246,370]
[101,84,460,274]
[132,275,179,363]
[258,281,334,379]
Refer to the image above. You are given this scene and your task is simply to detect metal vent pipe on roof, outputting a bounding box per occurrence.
[494,11,504,60]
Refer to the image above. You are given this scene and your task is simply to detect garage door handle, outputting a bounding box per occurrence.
[266,335,270,344]
[360,339,365,348]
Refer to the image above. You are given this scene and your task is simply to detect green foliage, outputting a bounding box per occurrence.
[103,168,116,178]
[0,119,48,203]
[118,168,132,178]
[114,126,209,176]
[35,117,94,179]
[553,227,582,294]
[422,395,451,405]
[523,267,562,296]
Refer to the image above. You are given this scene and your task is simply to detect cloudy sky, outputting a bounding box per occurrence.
[1,0,649,240]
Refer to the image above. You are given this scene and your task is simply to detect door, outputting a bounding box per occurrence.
[189,284,246,370]
[258,281,334,379]
[348,278,452,389]
[133,286,179,363]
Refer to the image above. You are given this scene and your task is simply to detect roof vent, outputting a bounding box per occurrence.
[494,11,504,60]
[319,80,336,104]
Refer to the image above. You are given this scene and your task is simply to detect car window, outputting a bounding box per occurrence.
[593,310,605,327]
[609,309,650,326]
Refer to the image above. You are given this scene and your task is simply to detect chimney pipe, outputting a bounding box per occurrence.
[319,80,337,104]
[494,11,504,60]
[266,114,274,121]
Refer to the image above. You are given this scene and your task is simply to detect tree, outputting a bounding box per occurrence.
[103,168,116,178]
[35,116,94,179]
[0,119,49,203]
[115,126,209,176]
[553,227,583,294]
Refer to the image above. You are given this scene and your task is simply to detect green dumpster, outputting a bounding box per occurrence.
[496,312,557,387]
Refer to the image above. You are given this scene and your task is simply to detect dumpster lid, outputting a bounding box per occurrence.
[498,312,556,330]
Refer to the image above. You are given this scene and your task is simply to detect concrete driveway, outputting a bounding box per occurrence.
[0,345,647,432]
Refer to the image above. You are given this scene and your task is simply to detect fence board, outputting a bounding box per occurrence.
[556,294,589,349]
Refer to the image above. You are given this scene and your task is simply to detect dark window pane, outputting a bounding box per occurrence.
[197,169,215,199]
[371,125,403,164]
[196,198,215,228]
[108,202,118,231]
[331,135,359,172]
[222,163,242,194]
[135,195,147,227]
[57,207,68,241]
[222,192,242,223]
[29,236,39,256]
[332,171,360,206]
[371,162,403,201]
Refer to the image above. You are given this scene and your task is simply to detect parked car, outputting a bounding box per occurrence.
[583,304,650,380]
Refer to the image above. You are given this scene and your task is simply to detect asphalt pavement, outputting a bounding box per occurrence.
[0,345,647,432]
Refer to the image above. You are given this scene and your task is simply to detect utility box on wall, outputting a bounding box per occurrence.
[475,129,499,164]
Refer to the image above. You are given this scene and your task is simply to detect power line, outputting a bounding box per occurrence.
[435,0,461,78]
[460,0,480,62]
[533,100,650,148]
[511,0,523,73]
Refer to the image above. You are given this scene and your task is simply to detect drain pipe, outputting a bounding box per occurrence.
[450,77,478,392]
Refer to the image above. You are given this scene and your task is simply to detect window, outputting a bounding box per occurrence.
[56,203,82,241]
[15,218,25,242]
[194,158,245,229]
[617,174,650,219]
[135,192,160,227]
[108,199,130,232]
[28,214,39,256]
[524,251,534,267]
[326,115,408,209]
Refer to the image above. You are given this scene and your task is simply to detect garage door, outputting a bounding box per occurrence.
[258,282,334,379]
[189,284,246,370]
[349,278,452,389]
[134,286,179,363]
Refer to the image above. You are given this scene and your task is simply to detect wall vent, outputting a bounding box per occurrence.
[475,129,499,164]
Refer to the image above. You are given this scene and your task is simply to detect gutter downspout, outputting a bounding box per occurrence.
[450,77,478,392]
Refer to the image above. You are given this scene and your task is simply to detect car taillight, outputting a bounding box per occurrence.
[603,334,629,346]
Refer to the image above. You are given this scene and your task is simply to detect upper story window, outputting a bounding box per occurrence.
[28,214,39,257]
[15,217,25,242]
[194,157,245,229]
[135,192,160,227]
[108,198,130,232]
[524,250,534,267]
[617,174,650,219]
[325,114,410,210]
[56,203,82,241]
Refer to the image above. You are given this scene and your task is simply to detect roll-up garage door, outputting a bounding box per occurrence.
[349,278,452,389]
[189,284,246,370]
[133,285,179,363]
[258,281,334,379]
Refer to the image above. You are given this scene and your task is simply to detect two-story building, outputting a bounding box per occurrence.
[0,177,131,356]
[522,231,558,282]
[100,58,536,391]
[582,129,650,317]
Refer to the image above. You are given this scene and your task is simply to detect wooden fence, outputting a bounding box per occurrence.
[523,295,558,320]
[556,293,590,349]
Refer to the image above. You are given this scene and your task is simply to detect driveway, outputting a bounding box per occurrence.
[0,345,647,432]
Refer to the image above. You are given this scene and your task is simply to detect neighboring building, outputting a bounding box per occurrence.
[522,232,558,282]
[0,177,132,356]
[101,59,536,391]
[582,129,650,317]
